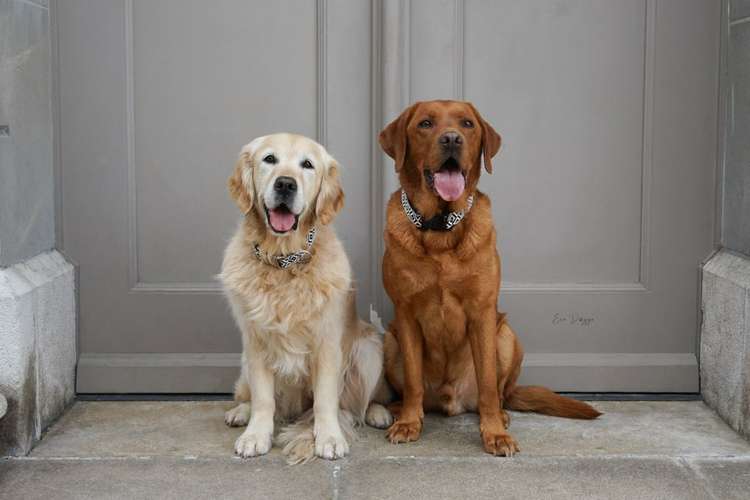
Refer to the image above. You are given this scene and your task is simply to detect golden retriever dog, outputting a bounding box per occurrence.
[220,133,392,463]
[379,100,601,456]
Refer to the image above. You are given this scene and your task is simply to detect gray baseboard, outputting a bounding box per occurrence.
[76,352,699,394]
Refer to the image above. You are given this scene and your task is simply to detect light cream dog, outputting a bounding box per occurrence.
[220,133,392,463]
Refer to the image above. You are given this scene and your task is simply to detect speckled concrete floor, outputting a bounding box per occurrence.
[2,401,750,499]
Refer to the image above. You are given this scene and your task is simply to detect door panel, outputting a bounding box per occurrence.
[133,1,318,285]
[59,0,375,391]
[60,0,719,392]
[467,0,644,285]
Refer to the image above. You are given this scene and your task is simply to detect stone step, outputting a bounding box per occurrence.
[1,400,749,499]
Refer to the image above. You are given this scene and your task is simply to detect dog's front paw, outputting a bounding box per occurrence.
[480,429,519,457]
[234,428,272,458]
[386,419,422,444]
[314,429,349,460]
[225,402,251,427]
[365,403,393,429]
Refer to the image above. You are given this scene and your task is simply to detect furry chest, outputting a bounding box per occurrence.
[251,327,315,386]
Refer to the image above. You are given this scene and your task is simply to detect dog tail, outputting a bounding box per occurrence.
[505,386,602,420]
[276,409,358,465]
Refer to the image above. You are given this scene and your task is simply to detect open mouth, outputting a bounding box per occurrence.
[265,204,299,233]
[428,157,466,202]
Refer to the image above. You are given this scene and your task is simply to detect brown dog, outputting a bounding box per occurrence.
[379,100,601,456]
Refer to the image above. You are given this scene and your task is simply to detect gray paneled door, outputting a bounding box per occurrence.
[59,0,719,393]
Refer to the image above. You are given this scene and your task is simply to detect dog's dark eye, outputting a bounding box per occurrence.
[301,159,314,170]
[263,154,277,164]
[462,119,474,128]
[418,119,433,129]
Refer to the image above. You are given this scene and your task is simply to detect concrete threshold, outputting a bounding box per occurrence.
[1,400,749,499]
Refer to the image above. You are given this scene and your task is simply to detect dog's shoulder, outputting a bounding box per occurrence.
[455,191,497,261]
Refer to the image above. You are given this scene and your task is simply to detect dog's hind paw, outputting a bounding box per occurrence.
[225,402,251,427]
[365,403,393,429]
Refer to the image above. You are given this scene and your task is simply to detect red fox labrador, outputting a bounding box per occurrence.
[379,100,601,456]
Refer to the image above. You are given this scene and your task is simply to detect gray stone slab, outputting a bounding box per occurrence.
[701,250,750,439]
[732,0,750,21]
[9,400,750,499]
[0,457,334,500]
[338,456,712,500]
[32,401,750,460]
[31,401,246,458]
[355,401,750,459]
[687,457,750,500]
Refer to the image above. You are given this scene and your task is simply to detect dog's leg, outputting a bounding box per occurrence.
[386,310,424,443]
[312,323,349,460]
[225,360,252,427]
[341,323,394,429]
[467,308,519,456]
[234,344,275,458]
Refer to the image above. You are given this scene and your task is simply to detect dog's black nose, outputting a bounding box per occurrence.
[273,176,297,194]
[439,131,463,148]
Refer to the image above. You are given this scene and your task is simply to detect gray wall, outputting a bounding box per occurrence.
[0,0,55,268]
[723,0,750,256]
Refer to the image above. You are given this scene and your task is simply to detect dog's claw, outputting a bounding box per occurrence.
[234,429,272,458]
[481,431,519,457]
[314,431,349,460]
[386,419,422,444]
[225,402,251,427]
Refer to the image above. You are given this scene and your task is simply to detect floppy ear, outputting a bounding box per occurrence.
[315,158,345,226]
[468,103,502,174]
[228,148,254,214]
[379,103,417,171]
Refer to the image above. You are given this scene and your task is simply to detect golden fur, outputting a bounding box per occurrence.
[221,134,391,464]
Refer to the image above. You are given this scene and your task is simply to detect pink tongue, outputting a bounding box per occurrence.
[269,209,296,232]
[433,171,465,201]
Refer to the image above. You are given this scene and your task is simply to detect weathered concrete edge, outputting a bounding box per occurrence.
[703,249,750,290]
[700,248,750,440]
[0,250,76,456]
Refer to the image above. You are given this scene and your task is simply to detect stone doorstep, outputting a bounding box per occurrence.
[1,400,750,499]
[3,456,750,500]
[26,401,750,460]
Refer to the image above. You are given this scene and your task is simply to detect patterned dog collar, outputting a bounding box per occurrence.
[254,227,317,269]
[400,189,473,231]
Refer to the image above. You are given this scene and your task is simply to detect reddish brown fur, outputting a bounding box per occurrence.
[379,100,600,456]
